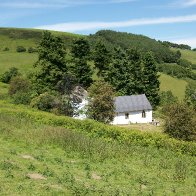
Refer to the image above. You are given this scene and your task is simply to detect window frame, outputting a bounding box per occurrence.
[142,110,146,118]
[125,112,129,119]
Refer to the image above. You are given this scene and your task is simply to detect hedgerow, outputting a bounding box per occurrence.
[0,100,195,156]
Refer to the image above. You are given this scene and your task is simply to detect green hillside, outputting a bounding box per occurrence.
[159,74,188,100]
[0,27,194,100]
[0,28,82,51]
[0,99,195,195]
[171,48,196,65]
[181,50,196,65]
[89,30,177,63]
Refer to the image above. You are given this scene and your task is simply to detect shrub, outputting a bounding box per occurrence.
[30,92,56,112]
[185,82,196,109]
[163,103,196,141]
[8,76,32,105]
[87,80,115,123]
[159,91,178,106]
[0,100,196,156]
[157,63,192,79]
[3,47,9,51]
[28,47,37,53]
[9,76,30,96]
[12,91,32,105]
[16,46,26,52]
[0,67,20,83]
[30,92,74,116]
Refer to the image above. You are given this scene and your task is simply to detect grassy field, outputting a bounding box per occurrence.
[159,73,187,100]
[0,52,37,75]
[180,49,196,65]
[0,100,195,195]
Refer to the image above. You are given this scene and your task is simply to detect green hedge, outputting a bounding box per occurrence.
[0,101,195,156]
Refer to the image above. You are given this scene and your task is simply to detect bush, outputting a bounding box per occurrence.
[3,47,9,51]
[163,103,196,141]
[8,76,32,105]
[185,82,196,109]
[30,92,74,116]
[0,67,20,83]
[159,91,178,106]
[157,63,192,79]
[9,76,30,96]
[30,92,56,112]
[177,59,192,68]
[16,46,26,52]
[28,47,37,53]
[12,91,32,105]
[1,101,195,156]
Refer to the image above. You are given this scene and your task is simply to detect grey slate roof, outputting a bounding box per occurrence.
[114,94,152,113]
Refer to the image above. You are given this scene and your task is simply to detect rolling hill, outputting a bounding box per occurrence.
[0,28,196,195]
[0,27,195,99]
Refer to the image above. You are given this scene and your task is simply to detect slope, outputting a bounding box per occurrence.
[0,27,192,100]
[159,73,188,100]
[0,100,195,195]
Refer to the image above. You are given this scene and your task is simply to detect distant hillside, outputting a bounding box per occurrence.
[172,48,196,66]
[0,27,195,100]
[89,30,178,63]
[0,27,82,51]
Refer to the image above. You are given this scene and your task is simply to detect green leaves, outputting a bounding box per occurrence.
[87,80,115,123]
[34,31,67,91]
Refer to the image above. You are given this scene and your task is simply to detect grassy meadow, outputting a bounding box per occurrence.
[0,52,37,75]
[159,73,187,100]
[0,99,196,195]
[180,49,196,65]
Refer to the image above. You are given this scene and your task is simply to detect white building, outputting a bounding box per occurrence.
[112,94,152,125]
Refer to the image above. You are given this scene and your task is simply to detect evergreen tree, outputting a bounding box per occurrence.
[126,48,144,94]
[93,41,110,77]
[87,80,115,123]
[34,31,66,92]
[106,47,133,95]
[143,52,160,107]
[70,38,93,88]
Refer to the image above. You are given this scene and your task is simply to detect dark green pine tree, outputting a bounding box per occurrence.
[126,48,144,94]
[106,47,134,95]
[143,52,160,107]
[34,31,66,92]
[93,41,110,78]
[71,38,93,88]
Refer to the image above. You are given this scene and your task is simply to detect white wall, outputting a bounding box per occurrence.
[112,110,152,125]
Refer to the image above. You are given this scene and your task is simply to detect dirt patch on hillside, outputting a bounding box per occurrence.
[21,155,35,160]
[27,173,46,180]
[92,173,101,180]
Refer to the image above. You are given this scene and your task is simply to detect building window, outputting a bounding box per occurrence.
[125,113,129,119]
[142,110,146,118]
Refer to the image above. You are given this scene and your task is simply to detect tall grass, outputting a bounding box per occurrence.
[0,107,196,195]
[0,100,195,156]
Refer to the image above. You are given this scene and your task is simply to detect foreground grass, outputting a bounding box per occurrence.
[159,73,187,100]
[0,110,196,195]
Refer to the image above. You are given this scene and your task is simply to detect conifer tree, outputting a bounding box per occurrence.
[106,47,133,95]
[127,48,144,94]
[70,38,93,88]
[143,52,160,107]
[34,31,66,92]
[93,41,110,77]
